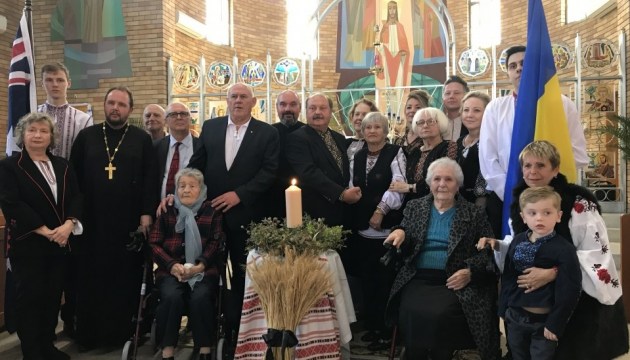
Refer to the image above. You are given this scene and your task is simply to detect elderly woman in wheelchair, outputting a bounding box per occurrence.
[150,168,225,360]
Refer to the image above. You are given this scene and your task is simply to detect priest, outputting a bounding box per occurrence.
[70,86,158,351]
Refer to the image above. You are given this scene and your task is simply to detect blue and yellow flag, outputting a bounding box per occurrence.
[502,0,576,235]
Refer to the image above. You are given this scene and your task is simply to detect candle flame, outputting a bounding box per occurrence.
[291,178,297,186]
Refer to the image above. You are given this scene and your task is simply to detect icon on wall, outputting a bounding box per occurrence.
[273,58,300,86]
[240,59,266,87]
[174,62,201,92]
[582,39,617,69]
[458,48,490,78]
[551,43,573,71]
[498,48,509,73]
[207,62,232,89]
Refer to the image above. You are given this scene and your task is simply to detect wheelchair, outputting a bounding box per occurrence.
[121,232,229,360]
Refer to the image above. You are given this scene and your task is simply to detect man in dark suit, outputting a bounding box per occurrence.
[286,93,361,227]
[187,83,279,340]
[154,102,201,199]
[268,90,304,219]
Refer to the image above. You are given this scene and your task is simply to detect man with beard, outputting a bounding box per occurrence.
[70,86,158,351]
[268,90,304,219]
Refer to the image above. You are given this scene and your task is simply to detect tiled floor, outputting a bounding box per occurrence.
[1,322,630,360]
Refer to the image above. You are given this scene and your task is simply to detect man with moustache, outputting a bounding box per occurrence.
[143,103,167,141]
[286,93,362,227]
[268,90,304,219]
[70,86,158,351]
[155,102,201,199]
[187,82,279,343]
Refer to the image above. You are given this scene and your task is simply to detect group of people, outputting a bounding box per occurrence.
[0,43,627,360]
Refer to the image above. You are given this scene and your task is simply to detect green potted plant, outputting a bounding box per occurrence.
[599,113,630,160]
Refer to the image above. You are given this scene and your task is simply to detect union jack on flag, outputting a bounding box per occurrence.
[6,12,37,156]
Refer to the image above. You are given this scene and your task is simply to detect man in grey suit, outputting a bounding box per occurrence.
[187,83,279,343]
[154,102,201,199]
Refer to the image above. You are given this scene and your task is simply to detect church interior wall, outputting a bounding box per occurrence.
[0,0,629,207]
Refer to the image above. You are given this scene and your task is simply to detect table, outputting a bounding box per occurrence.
[234,250,356,359]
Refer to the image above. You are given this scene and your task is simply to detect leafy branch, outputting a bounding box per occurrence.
[599,113,630,160]
[246,216,348,257]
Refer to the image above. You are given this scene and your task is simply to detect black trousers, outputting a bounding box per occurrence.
[10,254,64,359]
[156,275,217,348]
[224,226,248,340]
[358,235,395,333]
[60,250,77,326]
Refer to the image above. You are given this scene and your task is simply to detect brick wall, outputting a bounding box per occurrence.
[0,0,628,211]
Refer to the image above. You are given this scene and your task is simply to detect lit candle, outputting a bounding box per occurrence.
[285,179,303,228]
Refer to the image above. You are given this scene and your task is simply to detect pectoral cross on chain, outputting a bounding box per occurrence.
[105,162,116,180]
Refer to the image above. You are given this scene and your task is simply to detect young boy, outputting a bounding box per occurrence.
[496,186,581,360]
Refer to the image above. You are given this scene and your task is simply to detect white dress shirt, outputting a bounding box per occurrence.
[479,94,588,200]
[225,117,251,170]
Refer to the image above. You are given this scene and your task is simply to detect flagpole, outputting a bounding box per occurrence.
[24,0,34,58]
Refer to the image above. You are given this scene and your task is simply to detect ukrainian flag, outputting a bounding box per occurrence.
[502,0,577,235]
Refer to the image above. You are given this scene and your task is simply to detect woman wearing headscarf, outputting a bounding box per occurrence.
[150,168,225,360]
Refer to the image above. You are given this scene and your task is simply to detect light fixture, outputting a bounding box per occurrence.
[176,11,206,39]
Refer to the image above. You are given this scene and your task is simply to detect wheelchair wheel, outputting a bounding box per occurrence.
[215,337,225,360]
[121,340,132,360]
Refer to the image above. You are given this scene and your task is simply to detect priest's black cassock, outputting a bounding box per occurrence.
[70,122,158,348]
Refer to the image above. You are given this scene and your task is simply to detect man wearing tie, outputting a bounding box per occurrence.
[187,83,279,344]
[155,102,201,199]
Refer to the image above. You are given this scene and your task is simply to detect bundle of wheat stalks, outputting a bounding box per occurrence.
[248,247,332,360]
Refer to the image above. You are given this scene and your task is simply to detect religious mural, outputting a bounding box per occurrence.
[50,0,133,89]
[337,0,446,128]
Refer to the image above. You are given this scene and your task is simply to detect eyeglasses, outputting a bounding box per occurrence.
[167,111,190,118]
[416,118,437,127]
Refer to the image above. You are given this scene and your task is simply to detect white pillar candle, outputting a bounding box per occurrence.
[285,179,303,228]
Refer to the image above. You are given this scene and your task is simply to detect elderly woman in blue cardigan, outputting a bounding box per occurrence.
[384,158,500,360]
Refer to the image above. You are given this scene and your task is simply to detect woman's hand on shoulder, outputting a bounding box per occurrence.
[384,229,405,248]
[446,268,471,290]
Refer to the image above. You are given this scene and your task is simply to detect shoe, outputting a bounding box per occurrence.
[367,338,391,352]
[198,354,211,360]
[360,330,380,342]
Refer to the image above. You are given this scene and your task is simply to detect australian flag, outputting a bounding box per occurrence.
[7,12,37,156]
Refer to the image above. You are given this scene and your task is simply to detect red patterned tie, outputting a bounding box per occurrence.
[165,142,181,195]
